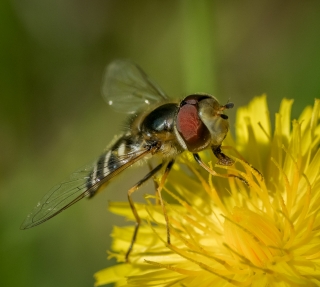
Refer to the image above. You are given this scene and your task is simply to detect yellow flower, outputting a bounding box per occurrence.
[95,95,320,287]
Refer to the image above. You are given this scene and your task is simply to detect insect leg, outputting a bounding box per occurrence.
[219,146,263,180]
[155,159,175,245]
[212,146,234,166]
[147,161,160,204]
[193,153,248,185]
[126,162,163,261]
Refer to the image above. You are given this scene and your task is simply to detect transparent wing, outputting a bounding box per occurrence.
[21,141,152,229]
[102,59,168,114]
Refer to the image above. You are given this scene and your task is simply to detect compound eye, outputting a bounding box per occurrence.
[176,103,210,152]
[177,104,200,142]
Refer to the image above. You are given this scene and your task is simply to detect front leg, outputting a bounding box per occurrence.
[212,146,234,166]
[193,153,247,185]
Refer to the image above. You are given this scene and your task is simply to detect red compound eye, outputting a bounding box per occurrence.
[177,104,201,142]
[176,103,210,151]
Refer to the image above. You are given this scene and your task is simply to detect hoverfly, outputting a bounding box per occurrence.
[21,60,235,260]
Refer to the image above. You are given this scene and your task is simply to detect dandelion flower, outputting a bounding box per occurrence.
[95,95,320,287]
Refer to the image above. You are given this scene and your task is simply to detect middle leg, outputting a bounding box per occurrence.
[126,162,163,261]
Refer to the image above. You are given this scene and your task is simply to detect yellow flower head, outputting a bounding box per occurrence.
[95,96,320,287]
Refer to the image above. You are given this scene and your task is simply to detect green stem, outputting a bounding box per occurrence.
[180,1,216,94]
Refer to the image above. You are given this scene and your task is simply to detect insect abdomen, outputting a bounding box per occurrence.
[85,135,141,198]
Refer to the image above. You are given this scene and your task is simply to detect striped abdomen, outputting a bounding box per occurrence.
[85,134,147,198]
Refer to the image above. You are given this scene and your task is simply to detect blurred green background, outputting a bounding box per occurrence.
[1,1,320,286]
